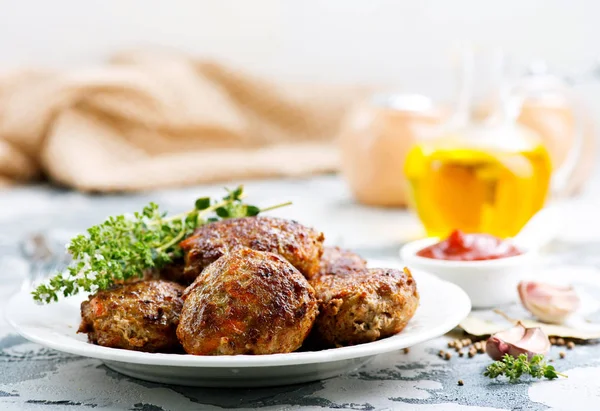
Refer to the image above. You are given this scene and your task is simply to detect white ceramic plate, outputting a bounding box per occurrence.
[5,260,471,387]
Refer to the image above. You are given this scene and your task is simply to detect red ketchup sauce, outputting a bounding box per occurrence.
[416,230,522,261]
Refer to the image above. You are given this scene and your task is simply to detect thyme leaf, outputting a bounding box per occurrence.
[484,354,567,383]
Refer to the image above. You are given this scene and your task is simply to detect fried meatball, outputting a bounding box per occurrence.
[316,246,367,279]
[78,280,185,353]
[156,259,187,284]
[177,248,318,355]
[309,267,419,348]
[179,216,324,284]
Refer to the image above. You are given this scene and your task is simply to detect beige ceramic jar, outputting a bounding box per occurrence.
[338,94,443,207]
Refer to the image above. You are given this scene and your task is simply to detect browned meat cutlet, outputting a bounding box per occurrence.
[316,246,367,279]
[177,248,318,355]
[78,280,185,353]
[155,259,187,284]
[179,216,324,284]
[309,267,419,348]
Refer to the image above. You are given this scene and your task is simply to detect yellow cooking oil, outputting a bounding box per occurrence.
[404,127,552,238]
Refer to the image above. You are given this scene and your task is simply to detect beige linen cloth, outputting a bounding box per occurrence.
[0,51,371,191]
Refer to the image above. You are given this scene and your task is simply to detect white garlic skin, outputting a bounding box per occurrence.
[486,322,550,361]
[518,281,580,324]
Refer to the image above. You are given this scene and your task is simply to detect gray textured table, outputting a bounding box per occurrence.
[2,176,600,411]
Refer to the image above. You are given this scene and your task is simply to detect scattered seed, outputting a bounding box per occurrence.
[559,351,566,359]
[439,350,445,357]
[444,352,452,360]
[468,350,475,358]
[458,379,464,386]
[455,342,463,350]
[477,346,485,354]
[403,348,410,354]
[550,337,557,345]
[567,341,575,350]
[557,338,566,346]
[448,341,455,348]
[474,342,482,350]
[463,338,472,346]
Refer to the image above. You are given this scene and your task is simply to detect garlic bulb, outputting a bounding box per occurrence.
[518,281,580,324]
[486,322,550,361]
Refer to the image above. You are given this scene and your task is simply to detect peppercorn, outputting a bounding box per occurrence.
[557,338,566,346]
[474,342,482,350]
[458,350,464,357]
[458,379,464,386]
[463,338,472,346]
[455,342,463,350]
[403,347,410,354]
[468,350,475,358]
[444,352,452,360]
[550,337,557,345]
[559,351,566,359]
[567,341,575,350]
[448,341,455,348]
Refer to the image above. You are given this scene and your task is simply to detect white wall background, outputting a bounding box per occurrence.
[0,0,599,104]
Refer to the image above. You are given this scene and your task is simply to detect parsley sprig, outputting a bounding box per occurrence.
[484,354,567,383]
[32,186,291,303]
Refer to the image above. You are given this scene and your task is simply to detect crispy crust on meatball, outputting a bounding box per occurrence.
[315,246,367,279]
[78,280,185,353]
[177,248,319,355]
[309,268,419,348]
[179,216,324,284]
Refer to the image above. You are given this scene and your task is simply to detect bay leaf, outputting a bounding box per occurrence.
[459,312,600,340]
[459,316,506,336]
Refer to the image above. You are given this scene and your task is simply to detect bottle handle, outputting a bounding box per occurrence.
[506,80,585,199]
[549,95,585,198]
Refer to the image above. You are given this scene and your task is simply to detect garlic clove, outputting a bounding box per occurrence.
[507,327,550,359]
[518,281,580,324]
[486,322,526,361]
[486,322,550,361]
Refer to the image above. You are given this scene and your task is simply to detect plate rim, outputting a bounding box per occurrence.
[5,260,471,368]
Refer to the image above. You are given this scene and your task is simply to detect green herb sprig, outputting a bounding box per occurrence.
[484,354,567,383]
[32,186,291,303]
